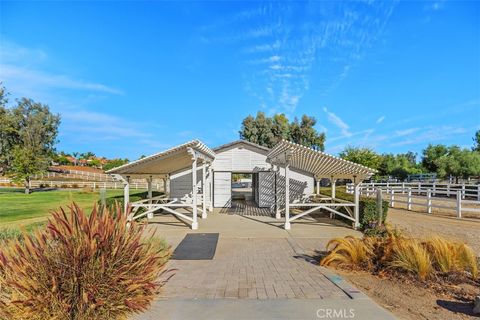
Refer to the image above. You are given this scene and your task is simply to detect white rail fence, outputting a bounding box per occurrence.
[33,170,115,181]
[0,178,165,191]
[346,182,480,218]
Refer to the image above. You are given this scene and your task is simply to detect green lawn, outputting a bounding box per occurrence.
[0,188,146,229]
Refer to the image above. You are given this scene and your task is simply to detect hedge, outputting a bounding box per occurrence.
[319,188,389,229]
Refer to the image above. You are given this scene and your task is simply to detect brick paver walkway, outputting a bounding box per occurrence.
[161,238,348,300]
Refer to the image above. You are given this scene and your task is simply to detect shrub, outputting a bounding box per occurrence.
[389,239,432,281]
[321,236,373,268]
[0,203,172,320]
[319,188,389,229]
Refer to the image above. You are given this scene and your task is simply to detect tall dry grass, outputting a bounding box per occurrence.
[321,236,373,268]
[0,203,172,320]
[390,239,432,281]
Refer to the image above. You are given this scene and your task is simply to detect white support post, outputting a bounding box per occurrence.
[417,182,421,194]
[353,183,360,229]
[331,177,336,199]
[202,164,207,219]
[147,176,153,219]
[390,188,395,208]
[208,166,213,212]
[432,182,436,196]
[427,189,432,214]
[284,163,291,230]
[402,182,405,194]
[456,190,462,218]
[316,178,320,195]
[461,183,465,199]
[477,185,480,202]
[447,184,451,197]
[191,158,198,230]
[407,188,412,211]
[275,166,281,220]
[124,176,130,214]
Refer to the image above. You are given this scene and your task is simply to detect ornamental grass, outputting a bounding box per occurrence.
[0,203,172,320]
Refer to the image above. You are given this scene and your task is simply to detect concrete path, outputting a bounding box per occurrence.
[136,205,395,319]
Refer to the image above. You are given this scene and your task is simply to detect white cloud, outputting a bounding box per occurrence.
[395,127,420,137]
[1,64,123,95]
[376,116,386,124]
[323,107,352,137]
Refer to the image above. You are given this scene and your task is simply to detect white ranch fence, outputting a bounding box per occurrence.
[0,178,164,191]
[32,169,115,181]
[346,182,480,219]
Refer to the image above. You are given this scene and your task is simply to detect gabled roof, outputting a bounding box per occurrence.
[213,140,271,153]
[267,140,376,180]
[106,140,215,176]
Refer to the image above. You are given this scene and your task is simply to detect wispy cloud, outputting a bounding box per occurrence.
[376,116,386,124]
[201,2,398,113]
[323,107,352,137]
[0,41,123,96]
[395,127,420,137]
[1,64,123,95]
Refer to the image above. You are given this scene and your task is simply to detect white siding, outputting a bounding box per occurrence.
[214,172,231,208]
[258,171,275,208]
[276,167,314,204]
[212,145,270,172]
[170,166,211,204]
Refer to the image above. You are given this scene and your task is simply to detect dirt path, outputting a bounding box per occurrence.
[386,208,480,255]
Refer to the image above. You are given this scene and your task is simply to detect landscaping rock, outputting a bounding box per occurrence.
[473,296,480,314]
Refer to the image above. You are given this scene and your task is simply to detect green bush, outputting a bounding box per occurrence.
[319,187,389,229]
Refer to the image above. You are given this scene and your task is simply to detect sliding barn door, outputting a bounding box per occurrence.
[213,172,231,208]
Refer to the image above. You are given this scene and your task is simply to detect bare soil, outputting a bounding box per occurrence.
[337,269,479,320]
[386,208,480,255]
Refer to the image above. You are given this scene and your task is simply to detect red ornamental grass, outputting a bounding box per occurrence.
[0,203,173,320]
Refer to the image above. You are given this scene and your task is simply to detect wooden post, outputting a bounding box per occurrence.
[461,183,465,199]
[477,185,480,202]
[376,188,383,226]
[316,178,320,195]
[192,159,198,230]
[456,190,462,218]
[284,163,291,230]
[402,182,405,194]
[202,164,207,219]
[418,182,421,195]
[124,176,130,214]
[275,166,281,219]
[427,189,432,214]
[447,184,450,197]
[407,188,412,211]
[147,176,153,219]
[353,183,360,229]
[432,182,436,196]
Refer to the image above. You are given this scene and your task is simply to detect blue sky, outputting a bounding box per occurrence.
[1,0,479,160]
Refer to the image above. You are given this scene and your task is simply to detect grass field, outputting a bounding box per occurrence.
[0,188,147,230]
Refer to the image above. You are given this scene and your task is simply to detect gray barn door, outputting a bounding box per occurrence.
[214,172,231,208]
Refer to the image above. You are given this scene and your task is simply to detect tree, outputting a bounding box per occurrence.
[6,98,61,193]
[239,112,326,150]
[80,151,95,160]
[103,158,129,172]
[473,130,480,152]
[339,146,381,170]
[436,146,480,182]
[421,144,448,172]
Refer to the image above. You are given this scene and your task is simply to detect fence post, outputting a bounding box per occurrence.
[447,184,450,197]
[376,188,383,225]
[461,183,465,199]
[135,183,138,190]
[93,182,96,190]
[390,189,395,208]
[427,189,432,214]
[402,182,405,194]
[477,185,480,202]
[417,182,421,195]
[456,190,462,218]
[432,182,436,196]
[407,188,412,210]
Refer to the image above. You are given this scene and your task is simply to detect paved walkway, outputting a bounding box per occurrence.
[136,202,395,319]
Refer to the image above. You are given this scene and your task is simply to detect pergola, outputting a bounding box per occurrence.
[106,140,215,230]
[266,140,376,229]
